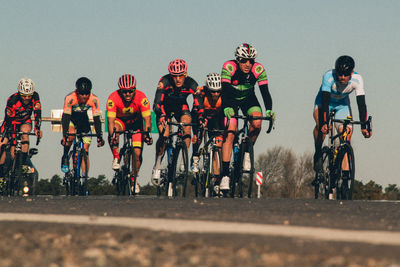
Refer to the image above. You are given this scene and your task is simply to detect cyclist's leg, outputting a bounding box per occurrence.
[313,106,328,171]
[153,113,170,182]
[82,141,91,177]
[221,105,237,190]
[179,106,192,150]
[336,105,353,175]
[19,123,32,167]
[242,95,262,144]
[108,118,124,170]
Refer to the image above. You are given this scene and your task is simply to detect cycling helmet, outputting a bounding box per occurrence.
[118,74,137,90]
[168,59,187,75]
[75,77,92,94]
[235,43,257,59]
[18,78,35,95]
[335,55,355,76]
[205,73,221,92]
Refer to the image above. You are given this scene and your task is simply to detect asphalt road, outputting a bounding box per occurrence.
[0,196,399,266]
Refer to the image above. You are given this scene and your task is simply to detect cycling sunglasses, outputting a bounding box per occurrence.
[238,58,255,64]
[121,89,135,94]
[77,90,91,95]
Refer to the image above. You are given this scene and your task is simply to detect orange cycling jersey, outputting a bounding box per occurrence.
[106,90,151,120]
[197,86,222,119]
[63,92,101,117]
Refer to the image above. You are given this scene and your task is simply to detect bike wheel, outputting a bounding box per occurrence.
[127,148,138,196]
[78,150,89,196]
[9,153,23,196]
[211,147,222,197]
[315,146,332,199]
[336,143,355,200]
[171,143,189,197]
[246,140,255,198]
[196,149,209,197]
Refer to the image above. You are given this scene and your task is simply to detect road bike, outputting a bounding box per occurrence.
[154,116,196,197]
[314,110,372,200]
[63,132,97,196]
[193,128,224,197]
[229,115,273,198]
[1,131,40,196]
[112,129,150,196]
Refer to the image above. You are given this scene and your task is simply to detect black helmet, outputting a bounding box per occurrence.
[75,77,92,94]
[335,55,355,76]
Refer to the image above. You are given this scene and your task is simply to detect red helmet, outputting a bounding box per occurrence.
[118,74,137,89]
[168,59,187,75]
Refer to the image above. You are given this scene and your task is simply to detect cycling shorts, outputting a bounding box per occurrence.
[69,120,92,145]
[115,117,144,148]
[224,93,262,127]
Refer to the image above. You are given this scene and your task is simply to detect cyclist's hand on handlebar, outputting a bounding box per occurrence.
[362,129,372,138]
[265,110,276,121]
[97,136,105,147]
[321,124,329,134]
[34,128,43,139]
[61,136,67,146]
[224,107,235,120]
[144,133,153,145]
[192,134,198,144]
[159,115,167,128]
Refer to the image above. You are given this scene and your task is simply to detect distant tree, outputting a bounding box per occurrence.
[37,175,64,195]
[355,180,384,200]
[384,184,400,200]
[87,175,114,195]
[140,182,158,195]
[255,146,313,198]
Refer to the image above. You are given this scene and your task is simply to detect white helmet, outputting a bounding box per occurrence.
[205,73,221,92]
[235,43,257,59]
[18,78,35,95]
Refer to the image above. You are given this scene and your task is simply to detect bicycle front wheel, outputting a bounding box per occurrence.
[315,146,332,199]
[171,142,189,197]
[127,148,138,196]
[78,149,89,196]
[336,143,355,200]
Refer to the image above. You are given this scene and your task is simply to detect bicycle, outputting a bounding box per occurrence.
[154,115,196,198]
[193,128,224,197]
[112,128,150,196]
[229,115,274,198]
[1,131,40,196]
[314,109,372,200]
[63,132,97,196]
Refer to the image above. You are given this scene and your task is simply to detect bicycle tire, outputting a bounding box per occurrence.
[196,147,209,197]
[9,152,23,196]
[171,142,189,197]
[336,143,355,200]
[127,148,138,196]
[246,140,255,198]
[211,146,223,197]
[78,149,89,196]
[315,146,332,199]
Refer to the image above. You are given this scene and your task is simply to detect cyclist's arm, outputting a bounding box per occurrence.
[61,113,71,137]
[356,95,368,129]
[153,78,167,117]
[32,92,42,131]
[259,84,272,111]
[221,82,236,108]
[93,115,102,138]
[321,91,331,126]
[107,116,116,137]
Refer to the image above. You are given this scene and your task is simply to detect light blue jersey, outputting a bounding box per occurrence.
[314,69,365,119]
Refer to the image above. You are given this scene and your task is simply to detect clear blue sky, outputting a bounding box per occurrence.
[1,0,399,187]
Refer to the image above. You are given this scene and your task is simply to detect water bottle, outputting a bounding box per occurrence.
[233,143,239,162]
[243,152,251,171]
[167,147,173,164]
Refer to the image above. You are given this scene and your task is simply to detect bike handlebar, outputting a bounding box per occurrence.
[231,115,275,134]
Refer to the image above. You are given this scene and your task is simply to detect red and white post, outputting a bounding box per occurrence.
[256,171,263,199]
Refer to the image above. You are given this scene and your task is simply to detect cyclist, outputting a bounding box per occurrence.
[313,55,372,178]
[106,74,153,193]
[60,77,105,177]
[0,78,42,186]
[220,43,275,190]
[152,58,203,184]
[191,73,224,190]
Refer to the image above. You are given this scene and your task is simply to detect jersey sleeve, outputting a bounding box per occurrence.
[353,74,365,96]
[153,77,168,116]
[89,94,101,117]
[321,71,334,92]
[138,91,151,118]
[62,93,75,115]
[106,93,118,118]
[221,61,236,84]
[253,63,268,86]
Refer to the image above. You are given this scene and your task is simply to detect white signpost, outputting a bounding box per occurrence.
[256,171,263,199]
